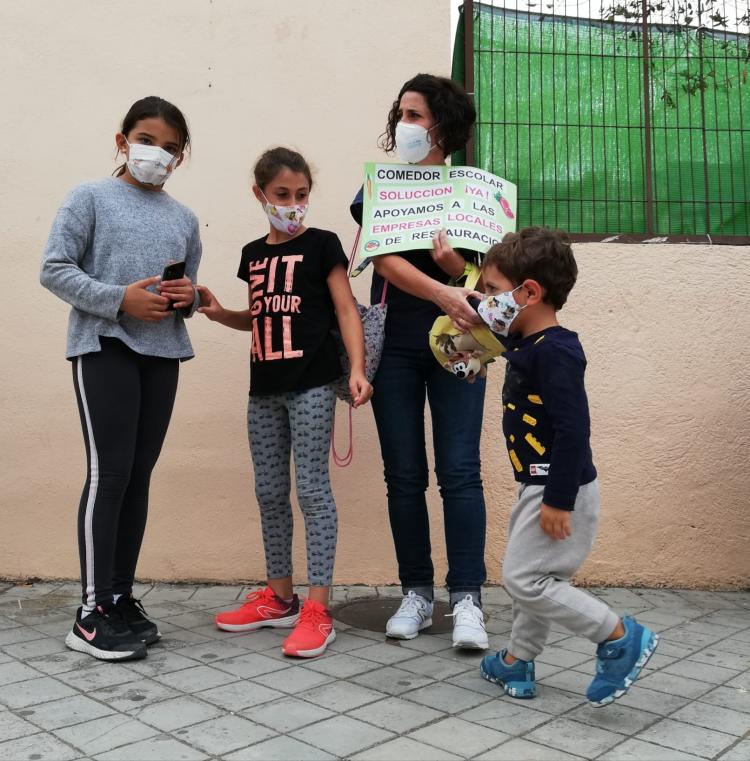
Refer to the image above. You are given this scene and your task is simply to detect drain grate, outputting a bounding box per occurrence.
[332,598,453,634]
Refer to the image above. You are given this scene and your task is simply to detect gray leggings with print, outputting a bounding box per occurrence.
[247,384,337,586]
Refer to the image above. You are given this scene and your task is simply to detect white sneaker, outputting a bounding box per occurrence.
[450,595,489,649]
[386,591,433,640]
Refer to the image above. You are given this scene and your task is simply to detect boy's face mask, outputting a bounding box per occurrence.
[477,285,526,337]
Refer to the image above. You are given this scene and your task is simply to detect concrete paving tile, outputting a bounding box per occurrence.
[176,640,250,664]
[688,647,749,672]
[554,635,597,655]
[226,629,287,651]
[662,623,731,650]
[112,649,197,678]
[474,737,585,760]
[401,682,490,714]
[0,675,78,709]
[3,583,63,598]
[348,696,444,733]
[299,681,386,712]
[242,696,335,733]
[525,716,625,757]
[399,654,473,680]
[93,733,208,760]
[53,714,159,755]
[325,631,378,654]
[2,636,68,661]
[55,663,140,692]
[210,651,282,680]
[529,685,587,715]
[713,592,750,608]
[458,699,551,735]
[353,665,434,695]
[636,609,697,630]
[141,585,199,603]
[0,615,21,631]
[711,636,750,656]
[153,664,239,693]
[630,589,696,610]
[614,685,692,715]
[637,671,715,699]
[139,695,224,731]
[156,629,214,649]
[0,732,79,760]
[179,585,244,605]
[225,734,335,760]
[698,611,750,629]
[196,680,282,711]
[699,684,750,714]
[565,703,661,735]
[136,601,193,618]
[536,645,592,669]
[176,714,275,755]
[0,711,40,742]
[92,678,180,712]
[446,668,518,697]
[408,716,510,757]
[538,668,592,695]
[24,649,99,675]
[0,654,10,665]
[161,610,216,631]
[678,591,733,610]
[671,701,750,736]
[726,673,749,690]
[302,653,380,678]
[0,661,41,686]
[638,718,738,757]
[482,586,514,606]
[21,694,115,730]
[600,737,710,760]
[657,658,740,685]
[291,715,394,757]
[177,624,227,640]
[0,626,47,647]
[353,736,461,760]
[718,739,750,760]
[396,635,454,654]
[588,588,653,613]
[352,641,422,665]
[653,639,696,658]
[251,664,333,693]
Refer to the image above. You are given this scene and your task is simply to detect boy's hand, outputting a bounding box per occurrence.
[540,503,572,540]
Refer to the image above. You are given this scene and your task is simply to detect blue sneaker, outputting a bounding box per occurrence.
[480,649,536,698]
[586,616,659,707]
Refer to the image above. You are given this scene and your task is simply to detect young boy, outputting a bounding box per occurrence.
[475,227,658,707]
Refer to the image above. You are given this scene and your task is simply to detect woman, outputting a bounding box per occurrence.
[351,73,488,648]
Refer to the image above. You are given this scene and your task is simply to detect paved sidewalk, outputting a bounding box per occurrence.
[0,583,747,760]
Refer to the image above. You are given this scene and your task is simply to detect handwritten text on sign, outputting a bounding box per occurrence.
[358,164,517,261]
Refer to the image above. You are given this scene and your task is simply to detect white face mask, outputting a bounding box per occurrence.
[477,286,526,337]
[261,191,308,235]
[395,121,436,163]
[126,141,178,186]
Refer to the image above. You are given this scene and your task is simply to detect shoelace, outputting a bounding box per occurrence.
[96,605,131,635]
[396,593,427,618]
[297,604,329,630]
[121,596,149,619]
[243,587,276,606]
[447,597,485,628]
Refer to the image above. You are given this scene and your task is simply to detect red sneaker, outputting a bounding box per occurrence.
[282,599,336,658]
[215,587,300,632]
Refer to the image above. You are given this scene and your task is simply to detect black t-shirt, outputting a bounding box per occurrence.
[351,186,476,352]
[237,227,348,395]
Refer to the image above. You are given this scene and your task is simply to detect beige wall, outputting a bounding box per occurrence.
[1,2,748,589]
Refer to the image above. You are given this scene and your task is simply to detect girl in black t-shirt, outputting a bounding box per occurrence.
[197,148,372,658]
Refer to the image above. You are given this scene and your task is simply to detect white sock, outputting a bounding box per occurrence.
[113,594,123,604]
[80,605,96,619]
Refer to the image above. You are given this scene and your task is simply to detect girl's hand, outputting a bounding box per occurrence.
[348,372,373,408]
[434,283,483,332]
[430,230,465,278]
[121,276,170,322]
[195,285,225,321]
[540,503,573,540]
[158,275,195,310]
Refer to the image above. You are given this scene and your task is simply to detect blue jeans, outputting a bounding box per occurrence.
[371,346,487,596]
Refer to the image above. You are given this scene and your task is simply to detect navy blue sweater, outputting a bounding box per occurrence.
[501,326,597,510]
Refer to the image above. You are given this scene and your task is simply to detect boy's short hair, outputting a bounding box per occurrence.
[483,227,578,310]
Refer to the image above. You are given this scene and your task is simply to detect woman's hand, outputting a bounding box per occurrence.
[159,275,195,310]
[348,371,373,408]
[195,285,225,321]
[121,276,170,322]
[433,283,484,332]
[430,230,465,278]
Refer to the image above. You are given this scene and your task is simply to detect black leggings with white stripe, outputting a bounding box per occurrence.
[72,338,179,608]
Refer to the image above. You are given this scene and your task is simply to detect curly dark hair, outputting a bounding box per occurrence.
[379,73,476,158]
[483,227,578,310]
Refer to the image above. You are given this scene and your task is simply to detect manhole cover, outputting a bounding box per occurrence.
[332,598,453,634]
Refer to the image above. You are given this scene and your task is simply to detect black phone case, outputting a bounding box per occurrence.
[162,262,186,310]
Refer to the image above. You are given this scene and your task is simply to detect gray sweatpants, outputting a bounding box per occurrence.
[247,385,338,586]
[503,480,620,662]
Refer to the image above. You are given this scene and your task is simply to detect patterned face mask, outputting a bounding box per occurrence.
[261,191,308,235]
[477,285,526,337]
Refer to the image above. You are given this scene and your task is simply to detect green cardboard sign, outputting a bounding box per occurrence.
[358,163,517,265]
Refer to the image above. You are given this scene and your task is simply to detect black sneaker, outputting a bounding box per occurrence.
[115,595,161,645]
[65,605,147,661]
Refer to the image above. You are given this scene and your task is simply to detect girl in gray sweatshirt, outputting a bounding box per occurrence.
[40,96,201,662]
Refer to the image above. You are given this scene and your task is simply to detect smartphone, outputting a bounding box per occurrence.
[161,261,186,310]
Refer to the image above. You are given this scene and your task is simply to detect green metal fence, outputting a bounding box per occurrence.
[453,1,750,240]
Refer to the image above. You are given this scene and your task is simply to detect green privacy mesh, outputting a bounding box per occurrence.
[452,3,750,236]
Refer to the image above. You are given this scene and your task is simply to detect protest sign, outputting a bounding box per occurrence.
[357,163,517,266]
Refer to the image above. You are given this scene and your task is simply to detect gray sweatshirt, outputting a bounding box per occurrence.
[40,177,202,360]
